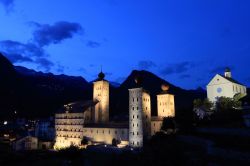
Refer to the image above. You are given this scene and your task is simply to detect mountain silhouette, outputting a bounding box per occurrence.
[0,53,206,121]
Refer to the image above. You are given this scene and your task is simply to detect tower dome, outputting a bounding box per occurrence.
[98,71,105,80]
[161,84,169,92]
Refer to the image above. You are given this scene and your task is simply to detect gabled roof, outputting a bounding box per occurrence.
[219,74,244,86]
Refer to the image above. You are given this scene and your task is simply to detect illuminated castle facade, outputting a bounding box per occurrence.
[54,72,175,149]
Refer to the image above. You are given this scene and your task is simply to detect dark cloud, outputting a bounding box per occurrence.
[2,52,33,63]
[138,60,156,70]
[86,40,101,48]
[0,0,15,11]
[0,40,45,57]
[0,40,53,70]
[179,74,191,79]
[31,21,83,46]
[161,61,194,75]
[56,64,65,73]
[35,58,54,72]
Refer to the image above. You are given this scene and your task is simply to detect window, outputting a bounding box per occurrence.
[137,115,139,119]
[132,107,134,110]
[137,132,139,135]
[133,123,134,127]
[137,98,138,102]
[133,98,134,102]
[137,142,139,145]
[137,107,139,110]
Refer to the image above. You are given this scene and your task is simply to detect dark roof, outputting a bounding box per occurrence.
[58,100,99,113]
[219,74,244,86]
[151,116,163,121]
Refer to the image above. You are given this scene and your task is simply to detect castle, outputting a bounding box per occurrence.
[54,71,175,149]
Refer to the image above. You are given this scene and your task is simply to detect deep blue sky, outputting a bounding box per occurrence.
[0,0,250,89]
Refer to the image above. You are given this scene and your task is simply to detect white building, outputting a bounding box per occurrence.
[54,71,176,149]
[207,68,247,102]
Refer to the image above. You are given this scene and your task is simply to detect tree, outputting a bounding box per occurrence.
[216,97,242,111]
[81,136,88,145]
[161,117,176,134]
[112,138,117,147]
[193,98,213,120]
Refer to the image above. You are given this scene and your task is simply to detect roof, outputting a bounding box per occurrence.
[219,74,244,86]
[151,116,163,121]
[58,100,99,113]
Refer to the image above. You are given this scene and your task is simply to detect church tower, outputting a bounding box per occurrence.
[157,84,175,117]
[224,67,232,78]
[93,71,109,123]
[129,76,151,148]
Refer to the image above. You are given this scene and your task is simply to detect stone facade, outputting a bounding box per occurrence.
[54,72,175,149]
[93,80,109,123]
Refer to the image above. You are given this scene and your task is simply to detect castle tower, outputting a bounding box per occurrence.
[129,76,151,148]
[157,84,175,117]
[224,67,232,78]
[93,71,109,123]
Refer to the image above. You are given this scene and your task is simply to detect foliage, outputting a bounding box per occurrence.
[216,97,242,111]
[81,136,88,145]
[112,138,117,147]
[193,98,213,120]
[161,117,176,134]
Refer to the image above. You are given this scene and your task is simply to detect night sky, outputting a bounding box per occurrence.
[0,0,250,89]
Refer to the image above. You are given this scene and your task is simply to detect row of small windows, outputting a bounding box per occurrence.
[132,132,139,135]
[96,87,108,90]
[132,107,148,111]
[56,128,82,132]
[56,134,81,138]
[132,141,140,146]
[132,115,140,119]
[87,129,125,135]
[233,85,246,94]
[132,98,150,102]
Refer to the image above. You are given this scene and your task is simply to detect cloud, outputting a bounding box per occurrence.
[0,40,45,57]
[2,52,33,63]
[86,40,101,48]
[0,0,15,12]
[138,60,156,70]
[161,61,194,75]
[30,21,83,46]
[0,40,53,70]
[35,58,54,72]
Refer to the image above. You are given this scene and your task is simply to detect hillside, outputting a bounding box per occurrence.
[0,53,206,120]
